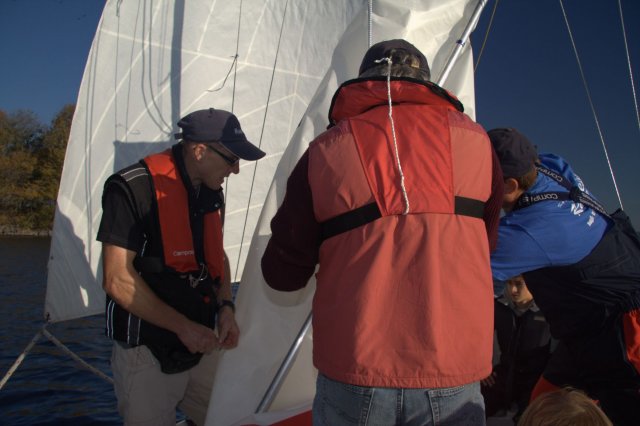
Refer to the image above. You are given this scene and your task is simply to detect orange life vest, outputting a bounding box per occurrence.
[307,79,494,388]
[144,149,224,280]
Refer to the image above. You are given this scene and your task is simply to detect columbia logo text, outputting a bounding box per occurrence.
[545,170,562,181]
[531,193,558,202]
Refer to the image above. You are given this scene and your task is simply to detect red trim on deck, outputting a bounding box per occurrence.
[242,409,312,426]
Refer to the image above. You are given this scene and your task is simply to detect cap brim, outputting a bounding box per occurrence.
[220,140,266,161]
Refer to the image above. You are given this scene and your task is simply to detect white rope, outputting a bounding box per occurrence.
[43,328,114,385]
[617,0,640,137]
[377,57,410,215]
[0,327,43,390]
[558,0,624,210]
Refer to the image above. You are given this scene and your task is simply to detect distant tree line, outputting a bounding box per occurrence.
[0,105,74,234]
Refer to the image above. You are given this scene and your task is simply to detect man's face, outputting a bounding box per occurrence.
[200,142,240,189]
[505,275,533,306]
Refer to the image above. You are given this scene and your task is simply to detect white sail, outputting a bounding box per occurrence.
[206,1,479,425]
[45,0,364,322]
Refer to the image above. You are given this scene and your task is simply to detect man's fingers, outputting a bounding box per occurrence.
[218,325,229,344]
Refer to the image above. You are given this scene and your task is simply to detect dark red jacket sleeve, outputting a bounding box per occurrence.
[261,150,321,291]
[484,144,504,252]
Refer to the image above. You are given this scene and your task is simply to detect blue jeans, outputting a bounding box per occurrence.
[312,373,485,426]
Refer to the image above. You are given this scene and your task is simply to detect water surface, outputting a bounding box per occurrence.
[0,236,119,425]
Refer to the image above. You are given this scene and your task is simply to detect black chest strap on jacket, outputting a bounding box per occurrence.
[514,165,610,218]
[320,203,381,241]
[320,196,485,242]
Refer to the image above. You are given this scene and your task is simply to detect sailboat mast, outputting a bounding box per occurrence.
[436,0,488,86]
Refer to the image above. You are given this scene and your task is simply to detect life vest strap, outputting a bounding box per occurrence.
[454,196,486,220]
[320,202,382,242]
[320,196,485,242]
[515,166,610,218]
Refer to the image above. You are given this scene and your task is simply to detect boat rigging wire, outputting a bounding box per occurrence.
[0,328,43,391]
[232,0,243,113]
[368,0,373,47]
[1,324,114,391]
[474,0,499,71]
[617,0,640,137]
[42,328,114,385]
[558,0,624,210]
[214,0,242,277]
[233,0,290,282]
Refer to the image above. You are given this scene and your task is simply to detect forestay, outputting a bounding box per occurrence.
[205,1,479,425]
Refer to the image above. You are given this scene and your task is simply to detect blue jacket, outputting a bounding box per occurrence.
[491,153,610,284]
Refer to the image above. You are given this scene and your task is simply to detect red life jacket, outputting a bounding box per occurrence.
[307,79,494,388]
[144,149,224,280]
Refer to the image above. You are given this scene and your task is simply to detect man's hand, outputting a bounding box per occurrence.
[177,320,219,354]
[216,307,239,349]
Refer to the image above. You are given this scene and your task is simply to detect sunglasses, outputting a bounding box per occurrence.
[206,144,240,166]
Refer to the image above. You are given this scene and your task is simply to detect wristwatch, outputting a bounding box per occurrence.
[218,299,235,313]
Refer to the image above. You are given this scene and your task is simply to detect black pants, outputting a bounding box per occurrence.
[543,320,640,425]
[481,369,534,421]
[530,210,640,425]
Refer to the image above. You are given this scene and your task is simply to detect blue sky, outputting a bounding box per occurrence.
[473,1,640,225]
[0,0,639,224]
[0,0,104,123]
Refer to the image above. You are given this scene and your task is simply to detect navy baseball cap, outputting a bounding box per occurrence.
[487,128,538,178]
[175,108,265,161]
[358,39,430,77]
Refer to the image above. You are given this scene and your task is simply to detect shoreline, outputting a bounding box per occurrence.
[0,228,52,237]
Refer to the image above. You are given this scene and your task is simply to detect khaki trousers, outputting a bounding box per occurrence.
[111,343,220,426]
